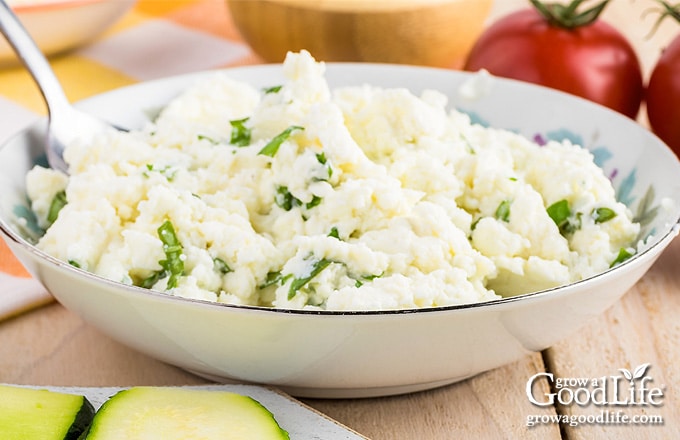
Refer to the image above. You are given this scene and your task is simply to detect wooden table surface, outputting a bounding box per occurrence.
[1,1,679,439]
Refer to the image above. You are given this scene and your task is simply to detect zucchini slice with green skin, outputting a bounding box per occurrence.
[0,384,95,440]
[83,386,290,440]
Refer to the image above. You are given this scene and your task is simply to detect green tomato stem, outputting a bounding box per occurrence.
[530,0,610,29]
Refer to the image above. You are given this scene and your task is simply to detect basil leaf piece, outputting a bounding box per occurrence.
[275,186,301,211]
[197,134,219,145]
[547,199,571,226]
[140,270,165,289]
[258,125,304,157]
[144,164,177,181]
[610,247,634,268]
[157,220,184,289]
[258,271,292,289]
[263,85,283,94]
[353,272,383,288]
[305,195,322,209]
[213,257,232,275]
[328,227,340,239]
[495,200,511,222]
[47,190,67,225]
[314,152,333,181]
[288,258,332,299]
[593,207,617,224]
[229,117,251,146]
[547,199,583,235]
[562,212,582,234]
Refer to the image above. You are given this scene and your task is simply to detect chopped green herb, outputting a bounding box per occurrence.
[363,273,383,281]
[592,207,617,224]
[288,258,332,299]
[157,220,184,289]
[229,117,251,146]
[314,152,333,180]
[547,199,571,226]
[263,85,283,94]
[47,190,67,225]
[305,195,322,209]
[328,227,340,239]
[562,212,582,234]
[213,257,232,275]
[495,200,511,222]
[139,270,164,289]
[546,199,583,235]
[68,259,81,268]
[144,164,177,181]
[258,125,303,157]
[274,186,321,211]
[258,270,292,289]
[197,134,219,144]
[275,186,301,211]
[470,217,481,231]
[353,272,383,288]
[610,247,634,268]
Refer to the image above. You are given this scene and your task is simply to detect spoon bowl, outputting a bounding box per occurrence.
[0,0,118,174]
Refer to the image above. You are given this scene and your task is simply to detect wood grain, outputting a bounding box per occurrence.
[304,354,561,439]
[544,239,680,439]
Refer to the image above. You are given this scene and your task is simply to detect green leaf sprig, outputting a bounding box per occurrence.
[229,117,251,146]
[592,206,617,223]
[610,247,634,268]
[47,190,67,225]
[275,186,323,211]
[258,126,304,157]
[495,200,512,222]
[288,258,332,299]
[157,220,185,289]
[547,199,582,235]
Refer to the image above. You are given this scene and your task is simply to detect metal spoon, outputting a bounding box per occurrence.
[0,0,116,174]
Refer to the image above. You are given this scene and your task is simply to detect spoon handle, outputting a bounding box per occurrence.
[0,0,71,115]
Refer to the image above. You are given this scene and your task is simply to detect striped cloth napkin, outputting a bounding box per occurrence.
[0,0,261,320]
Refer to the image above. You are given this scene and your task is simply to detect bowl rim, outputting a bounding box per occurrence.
[2,62,679,317]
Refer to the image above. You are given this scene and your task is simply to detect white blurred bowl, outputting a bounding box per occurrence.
[1,0,135,64]
[1,64,679,398]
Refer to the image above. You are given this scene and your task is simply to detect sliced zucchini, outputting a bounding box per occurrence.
[83,386,290,440]
[0,384,95,440]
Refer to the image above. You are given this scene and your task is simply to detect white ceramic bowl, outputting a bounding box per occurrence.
[1,64,679,398]
[1,0,135,64]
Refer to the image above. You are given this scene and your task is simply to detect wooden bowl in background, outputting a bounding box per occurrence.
[226,0,493,68]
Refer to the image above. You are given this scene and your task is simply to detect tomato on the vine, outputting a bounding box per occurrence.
[463,0,644,119]
[646,1,680,156]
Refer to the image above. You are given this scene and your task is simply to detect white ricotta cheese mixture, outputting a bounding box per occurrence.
[26,51,640,311]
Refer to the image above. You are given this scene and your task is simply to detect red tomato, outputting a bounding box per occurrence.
[463,7,644,119]
[646,30,680,156]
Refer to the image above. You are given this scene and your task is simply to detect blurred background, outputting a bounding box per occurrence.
[0,0,677,128]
